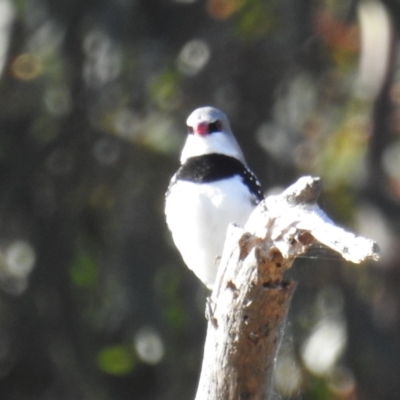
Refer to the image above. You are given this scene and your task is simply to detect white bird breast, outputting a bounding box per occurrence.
[165,176,256,289]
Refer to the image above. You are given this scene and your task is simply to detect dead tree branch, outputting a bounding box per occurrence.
[195,176,380,400]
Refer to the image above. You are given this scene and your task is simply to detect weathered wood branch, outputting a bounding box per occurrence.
[195,176,380,400]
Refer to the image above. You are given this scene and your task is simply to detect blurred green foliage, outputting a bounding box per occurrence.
[236,0,276,38]
[70,250,98,289]
[97,345,135,376]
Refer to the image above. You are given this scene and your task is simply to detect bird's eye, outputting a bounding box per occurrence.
[208,120,222,133]
[187,126,194,134]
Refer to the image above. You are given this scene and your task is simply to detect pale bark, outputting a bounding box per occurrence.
[195,176,380,400]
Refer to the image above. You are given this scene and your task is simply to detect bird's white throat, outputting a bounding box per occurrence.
[180,131,245,164]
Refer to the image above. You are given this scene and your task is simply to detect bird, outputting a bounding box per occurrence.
[165,106,264,289]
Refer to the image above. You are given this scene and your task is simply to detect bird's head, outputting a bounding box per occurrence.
[180,106,245,164]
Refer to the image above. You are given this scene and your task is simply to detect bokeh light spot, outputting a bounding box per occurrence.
[11,53,41,81]
[44,87,71,116]
[83,30,121,86]
[207,0,245,20]
[177,39,210,76]
[134,326,164,365]
[301,318,347,375]
[274,353,303,396]
[5,241,36,279]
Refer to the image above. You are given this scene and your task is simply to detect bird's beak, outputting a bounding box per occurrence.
[194,122,208,136]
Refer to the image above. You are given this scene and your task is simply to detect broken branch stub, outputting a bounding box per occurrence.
[195,225,296,400]
[246,176,380,263]
[195,176,380,400]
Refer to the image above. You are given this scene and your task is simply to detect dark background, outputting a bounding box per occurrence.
[0,0,398,399]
